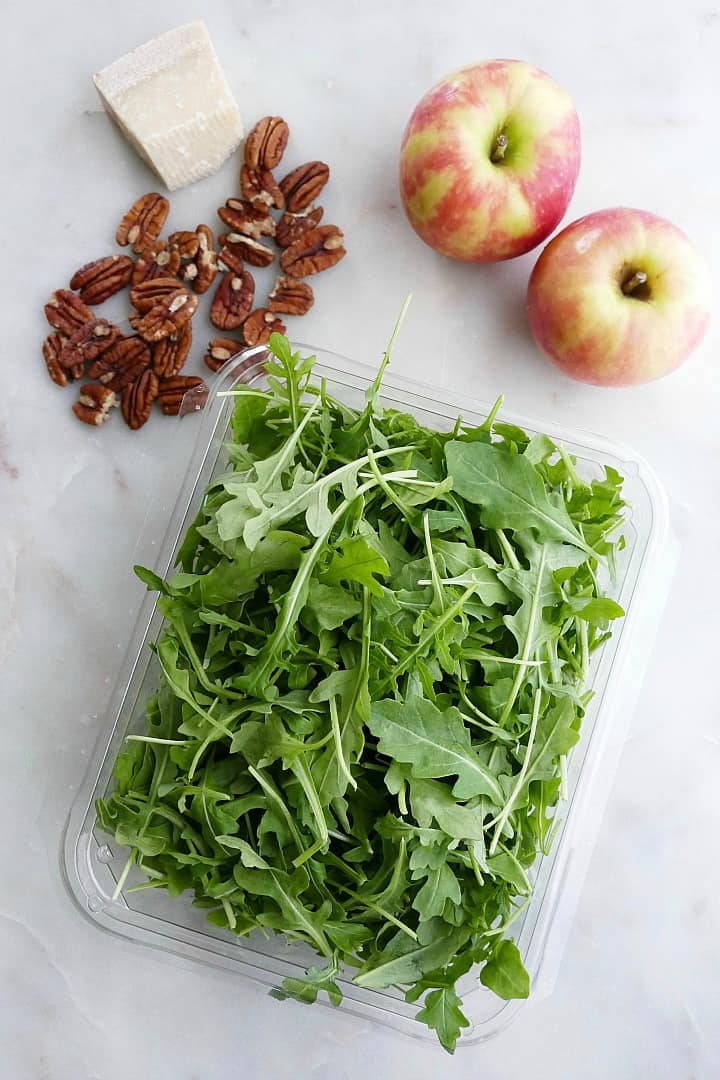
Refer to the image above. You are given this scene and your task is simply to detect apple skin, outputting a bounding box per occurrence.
[399,60,581,262]
[526,208,712,387]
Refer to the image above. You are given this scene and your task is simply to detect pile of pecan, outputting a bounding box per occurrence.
[43,194,209,429]
[41,115,346,429]
[206,115,345,372]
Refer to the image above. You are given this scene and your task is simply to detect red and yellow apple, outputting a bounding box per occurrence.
[399,60,581,262]
[526,208,711,386]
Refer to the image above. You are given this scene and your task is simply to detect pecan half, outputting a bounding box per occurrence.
[59,319,122,369]
[268,277,314,316]
[116,193,169,254]
[279,162,329,212]
[244,116,290,171]
[190,225,218,295]
[157,375,208,416]
[240,165,285,211]
[44,289,93,334]
[204,336,241,373]
[217,199,276,239]
[122,369,159,430]
[43,332,83,386]
[69,255,134,305]
[215,240,244,276]
[72,383,119,426]
[279,226,346,277]
[151,322,192,378]
[209,272,255,331]
[242,309,286,347]
[219,232,275,270]
[88,335,151,390]
[131,288,198,343]
[132,242,181,286]
[129,276,183,313]
[276,206,324,249]
[168,230,200,260]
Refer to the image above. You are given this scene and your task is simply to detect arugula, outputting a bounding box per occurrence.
[97,331,627,1053]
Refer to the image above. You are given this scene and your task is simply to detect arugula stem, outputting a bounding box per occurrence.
[126,880,164,893]
[457,683,495,726]
[112,850,136,901]
[247,766,305,856]
[488,689,542,855]
[495,529,521,570]
[216,389,272,399]
[559,754,568,801]
[290,757,329,848]
[381,583,476,690]
[558,445,587,490]
[221,898,237,930]
[479,394,504,432]
[329,696,357,791]
[373,641,399,664]
[558,636,583,676]
[189,733,214,782]
[498,545,547,727]
[171,620,248,702]
[482,897,530,938]
[366,449,416,520]
[125,735,189,746]
[373,837,408,907]
[467,843,485,886]
[156,649,233,738]
[353,295,412,431]
[324,852,365,885]
[463,650,544,667]
[577,618,590,681]
[423,511,445,613]
[335,883,417,941]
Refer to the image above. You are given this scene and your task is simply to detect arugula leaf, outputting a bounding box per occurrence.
[479,940,530,999]
[321,537,390,596]
[273,959,343,1007]
[446,440,593,553]
[301,582,362,632]
[408,777,488,841]
[415,987,471,1053]
[233,864,333,956]
[368,698,504,803]
[354,924,466,989]
[412,860,462,920]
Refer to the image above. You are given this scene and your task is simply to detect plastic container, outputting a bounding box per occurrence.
[62,344,674,1046]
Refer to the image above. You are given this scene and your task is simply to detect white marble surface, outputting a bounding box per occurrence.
[2,1,719,1077]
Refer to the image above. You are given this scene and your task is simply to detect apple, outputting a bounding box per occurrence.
[526,208,712,386]
[399,60,581,262]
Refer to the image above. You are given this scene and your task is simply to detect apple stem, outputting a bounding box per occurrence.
[621,270,649,297]
[490,134,508,163]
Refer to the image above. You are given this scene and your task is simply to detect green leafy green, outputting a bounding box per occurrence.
[446,440,593,554]
[479,940,530,1000]
[415,986,471,1052]
[97,332,627,1053]
[368,697,504,803]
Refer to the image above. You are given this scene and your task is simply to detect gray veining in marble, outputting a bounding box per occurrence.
[2,1,719,1077]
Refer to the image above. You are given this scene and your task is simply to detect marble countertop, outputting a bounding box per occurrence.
[2,1,719,1077]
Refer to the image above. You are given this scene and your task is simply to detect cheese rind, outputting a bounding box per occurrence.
[93,22,243,191]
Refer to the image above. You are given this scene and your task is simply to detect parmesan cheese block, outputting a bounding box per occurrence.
[93,22,243,191]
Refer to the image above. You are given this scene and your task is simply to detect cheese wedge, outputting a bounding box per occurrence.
[93,22,243,191]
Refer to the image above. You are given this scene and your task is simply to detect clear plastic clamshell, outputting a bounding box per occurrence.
[63,344,673,1046]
